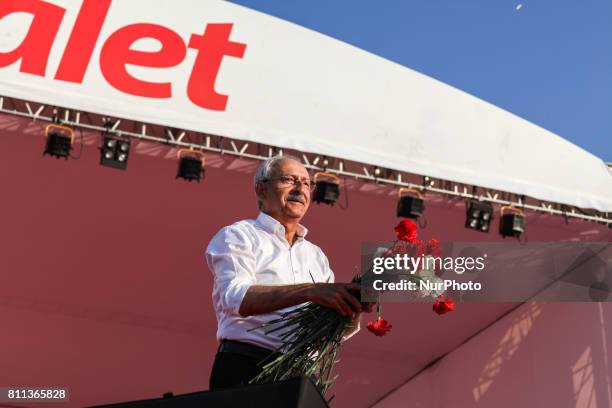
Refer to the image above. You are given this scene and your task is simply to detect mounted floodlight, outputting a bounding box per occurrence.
[100,136,130,170]
[43,124,74,159]
[397,188,424,219]
[312,172,340,205]
[499,206,526,238]
[466,201,494,232]
[176,148,205,182]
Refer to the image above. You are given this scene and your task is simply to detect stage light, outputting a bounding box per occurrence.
[374,167,381,176]
[176,149,205,182]
[43,124,74,159]
[465,201,493,232]
[423,176,434,187]
[397,188,424,219]
[499,206,525,238]
[313,172,340,205]
[100,135,130,170]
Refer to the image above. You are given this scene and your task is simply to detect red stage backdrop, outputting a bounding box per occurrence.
[1,113,610,407]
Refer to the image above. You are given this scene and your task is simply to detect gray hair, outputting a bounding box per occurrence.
[254,154,303,209]
[253,154,302,187]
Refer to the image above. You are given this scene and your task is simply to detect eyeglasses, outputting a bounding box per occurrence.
[265,174,316,191]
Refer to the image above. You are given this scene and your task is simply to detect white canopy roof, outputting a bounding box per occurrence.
[1,0,611,211]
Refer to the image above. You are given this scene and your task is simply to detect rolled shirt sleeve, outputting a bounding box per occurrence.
[206,226,256,316]
[318,248,335,284]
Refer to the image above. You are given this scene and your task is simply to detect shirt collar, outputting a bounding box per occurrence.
[256,212,309,240]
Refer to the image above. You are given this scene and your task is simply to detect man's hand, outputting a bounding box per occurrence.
[305,283,363,317]
[238,282,372,317]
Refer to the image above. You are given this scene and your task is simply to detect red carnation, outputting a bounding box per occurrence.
[414,239,427,257]
[366,318,392,336]
[432,295,455,315]
[428,238,442,258]
[394,219,417,243]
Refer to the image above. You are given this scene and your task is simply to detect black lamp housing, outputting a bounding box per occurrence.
[466,201,494,232]
[313,180,340,205]
[499,210,525,238]
[43,125,73,159]
[397,194,424,219]
[177,156,204,182]
[100,136,130,170]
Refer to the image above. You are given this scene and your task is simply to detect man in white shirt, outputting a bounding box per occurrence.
[206,155,368,390]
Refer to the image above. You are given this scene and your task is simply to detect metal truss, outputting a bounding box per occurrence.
[1,95,611,225]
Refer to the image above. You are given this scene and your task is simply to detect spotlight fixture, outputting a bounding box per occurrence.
[397,188,424,219]
[176,149,205,182]
[499,206,525,238]
[465,201,493,232]
[423,176,435,187]
[43,124,74,159]
[100,136,130,170]
[374,167,382,176]
[313,172,340,205]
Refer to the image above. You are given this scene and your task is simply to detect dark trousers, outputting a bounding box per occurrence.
[209,341,279,390]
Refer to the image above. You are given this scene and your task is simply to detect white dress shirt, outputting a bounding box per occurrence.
[205,212,335,350]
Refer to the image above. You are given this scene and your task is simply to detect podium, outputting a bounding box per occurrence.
[89,377,329,408]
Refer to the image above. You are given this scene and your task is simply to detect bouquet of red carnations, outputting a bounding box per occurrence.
[248,219,454,396]
[247,274,362,395]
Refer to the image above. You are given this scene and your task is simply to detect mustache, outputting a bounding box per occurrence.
[287,191,306,203]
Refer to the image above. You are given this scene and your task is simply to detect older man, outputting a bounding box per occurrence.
[205,155,367,390]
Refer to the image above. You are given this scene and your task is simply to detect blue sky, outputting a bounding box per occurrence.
[231,1,612,162]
